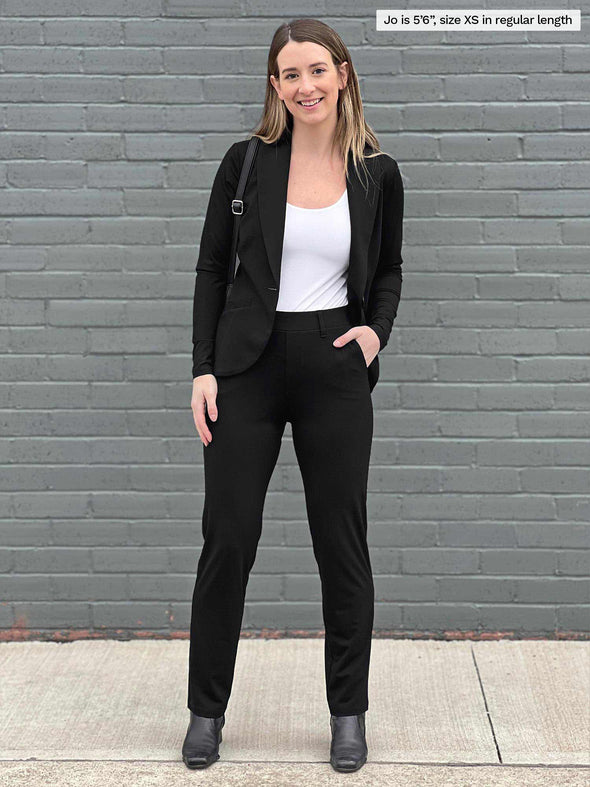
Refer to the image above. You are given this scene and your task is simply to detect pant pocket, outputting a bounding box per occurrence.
[347,337,367,367]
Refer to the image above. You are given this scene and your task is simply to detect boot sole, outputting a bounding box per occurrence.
[330,752,367,772]
[182,751,220,770]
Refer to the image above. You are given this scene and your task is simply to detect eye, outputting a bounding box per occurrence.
[285,68,326,80]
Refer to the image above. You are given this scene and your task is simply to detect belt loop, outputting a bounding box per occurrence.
[316,310,327,337]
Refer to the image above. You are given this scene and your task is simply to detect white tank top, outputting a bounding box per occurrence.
[276,189,351,311]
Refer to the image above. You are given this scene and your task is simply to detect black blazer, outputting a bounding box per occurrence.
[192,126,404,393]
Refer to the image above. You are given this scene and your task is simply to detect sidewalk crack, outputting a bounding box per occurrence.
[471,644,503,764]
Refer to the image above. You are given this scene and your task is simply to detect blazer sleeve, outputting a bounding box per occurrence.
[366,156,404,352]
[191,142,241,379]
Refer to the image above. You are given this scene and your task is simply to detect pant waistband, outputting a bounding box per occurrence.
[272,304,354,334]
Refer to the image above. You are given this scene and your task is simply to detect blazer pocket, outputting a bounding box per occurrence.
[224,297,253,311]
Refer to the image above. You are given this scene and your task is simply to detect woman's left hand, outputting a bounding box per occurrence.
[333,326,380,367]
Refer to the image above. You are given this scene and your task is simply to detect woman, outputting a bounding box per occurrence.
[183,18,404,773]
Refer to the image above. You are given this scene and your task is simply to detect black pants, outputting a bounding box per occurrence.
[188,304,374,718]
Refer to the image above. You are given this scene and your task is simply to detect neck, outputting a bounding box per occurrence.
[290,117,340,161]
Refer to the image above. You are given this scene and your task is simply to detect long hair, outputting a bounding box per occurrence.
[250,18,385,192]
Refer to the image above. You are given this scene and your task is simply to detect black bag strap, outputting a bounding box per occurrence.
[226,135,261,297]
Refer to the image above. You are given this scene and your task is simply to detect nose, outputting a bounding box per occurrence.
[297,76,314,95]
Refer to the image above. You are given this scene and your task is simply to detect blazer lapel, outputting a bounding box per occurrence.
[257,132,291,292]
[257,130,379,308]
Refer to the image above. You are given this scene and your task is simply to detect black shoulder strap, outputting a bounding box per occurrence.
[226,136,261,296]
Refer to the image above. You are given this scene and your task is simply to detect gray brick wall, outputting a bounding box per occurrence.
[0,4,588,638]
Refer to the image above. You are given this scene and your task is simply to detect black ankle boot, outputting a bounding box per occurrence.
[329,712,368,772]
[181,711,225,769]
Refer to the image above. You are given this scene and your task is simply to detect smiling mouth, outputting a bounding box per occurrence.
[297,97,324,106]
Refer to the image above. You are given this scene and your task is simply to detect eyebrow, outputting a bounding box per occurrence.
[280,61,328,76]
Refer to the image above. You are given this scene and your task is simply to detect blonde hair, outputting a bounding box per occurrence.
[250,18,385,193]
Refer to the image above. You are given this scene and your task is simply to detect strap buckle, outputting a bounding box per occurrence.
[231,199,244,215]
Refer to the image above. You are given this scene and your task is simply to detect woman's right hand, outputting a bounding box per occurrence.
[191,374,218,446]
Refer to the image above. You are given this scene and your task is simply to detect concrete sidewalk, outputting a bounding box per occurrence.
[0,639,588,786]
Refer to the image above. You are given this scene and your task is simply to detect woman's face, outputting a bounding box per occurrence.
[270,40,348,128]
